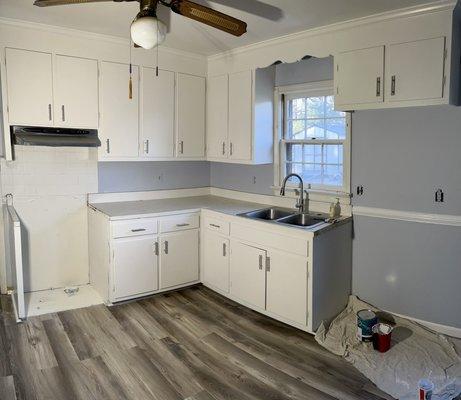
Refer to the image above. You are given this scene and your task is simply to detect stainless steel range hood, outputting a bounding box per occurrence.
[11,126,101,147]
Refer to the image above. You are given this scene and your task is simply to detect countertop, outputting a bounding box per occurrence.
[89,195,351,235]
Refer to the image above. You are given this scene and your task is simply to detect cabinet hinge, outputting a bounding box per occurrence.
[336,64,339,72]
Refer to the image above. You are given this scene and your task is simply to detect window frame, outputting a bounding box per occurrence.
[274,80,351,196]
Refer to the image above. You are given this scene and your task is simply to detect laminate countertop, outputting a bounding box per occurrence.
[89,195,351,236]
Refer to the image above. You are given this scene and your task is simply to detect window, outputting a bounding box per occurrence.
[277,81,350,193]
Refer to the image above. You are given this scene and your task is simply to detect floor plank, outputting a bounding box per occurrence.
[0,288,394,400]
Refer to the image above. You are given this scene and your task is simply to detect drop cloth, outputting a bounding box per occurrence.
[315,296,461,400]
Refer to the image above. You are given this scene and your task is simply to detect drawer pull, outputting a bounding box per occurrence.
[176,223,190,227]
[222,242,227,257]
[154,241,159,256]
[131,228,146,232]
[210,223,221,229]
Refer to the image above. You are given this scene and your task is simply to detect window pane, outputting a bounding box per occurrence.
[325,95,345,117]
[305,119,326,139]
[305,97,325,118]
[288,98,305,119]
[302,164,323,185]
[323,164,343,186]
[325,118,346,140]
[303,144,322,164]
[323,144,342,165]
[286,144,303,162]
[287,120,305,139]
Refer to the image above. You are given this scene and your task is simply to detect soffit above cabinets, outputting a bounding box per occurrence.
[0,0,443,56]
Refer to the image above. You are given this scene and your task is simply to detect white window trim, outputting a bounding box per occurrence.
[273,80,351,199]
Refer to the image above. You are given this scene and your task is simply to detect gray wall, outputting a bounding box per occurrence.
[98,161,210,193]
[351,105,461,328]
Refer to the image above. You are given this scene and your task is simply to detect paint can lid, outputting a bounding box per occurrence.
[357,309,376,320]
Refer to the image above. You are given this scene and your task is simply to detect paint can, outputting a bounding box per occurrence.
[356,309,378,342]
[418,379,434,400]
[372,323,393,353]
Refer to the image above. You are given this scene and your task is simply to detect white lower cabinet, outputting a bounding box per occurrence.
[160,229,199,289]
[112,235,158,300]
[230,241,266,309]
[266,249,308,326]
[203,231,230,293]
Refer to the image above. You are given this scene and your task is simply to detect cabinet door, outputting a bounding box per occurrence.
[54,55,99,128]
[203,232,229,293]
[5,48,53,126]
[266,250,308,326]
[228,70,252,161]
[177,74,205,158]
[386,37,446,102]
[207,75,228,159]
[335,46,384,108]
[100,61,139,158]
[230,240,266,309]
[140,68,175,158]
[160,230,199,289]
[112,236,158,300]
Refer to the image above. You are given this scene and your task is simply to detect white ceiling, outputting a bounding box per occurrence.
[0,0,438,56]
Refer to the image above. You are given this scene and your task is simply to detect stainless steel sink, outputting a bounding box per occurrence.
[276,213,325,228]
[240,207,296,221]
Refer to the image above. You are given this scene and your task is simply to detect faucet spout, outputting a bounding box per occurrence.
[280,173,306,213]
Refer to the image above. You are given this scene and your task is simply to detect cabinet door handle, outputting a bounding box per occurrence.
[48,104,52,121]
[222,242,227,257]
[131,228,146,232]
[106,139,110,154]
[376,77,381,97]
[61,105,65,122]
[179,140,184,154]
[154,241,159,256]
[258,254,263,270]
[222,142,226,155]
[210,223,221,229]
[164,240,169,254]
[145,139,149,154]
[176,223,190,227]
[230,142,233,156]
[266,256,271,272]
[391,75,396,96]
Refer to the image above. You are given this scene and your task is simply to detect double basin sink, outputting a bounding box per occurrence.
[238,207,329,230]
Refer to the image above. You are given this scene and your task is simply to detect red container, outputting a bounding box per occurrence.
[372,323,393,353]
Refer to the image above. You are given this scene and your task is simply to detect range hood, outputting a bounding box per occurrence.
[11,126,101,148]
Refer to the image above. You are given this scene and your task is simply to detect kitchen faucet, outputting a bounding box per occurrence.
[280,173,307,213]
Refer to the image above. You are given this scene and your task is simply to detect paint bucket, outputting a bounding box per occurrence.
[418,379,434,400]
[372,323,393,353]
[356,309,378,342]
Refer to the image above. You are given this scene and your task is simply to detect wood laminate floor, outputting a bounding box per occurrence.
[0,285,395,400]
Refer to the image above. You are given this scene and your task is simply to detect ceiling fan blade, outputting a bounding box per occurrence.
[206,0,283,22]
[170,0,246,36]
[34,0,136,7]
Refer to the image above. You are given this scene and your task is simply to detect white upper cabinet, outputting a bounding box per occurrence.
[335,37,449,110]
[54,55,99,129]
[140,68,175,159]
[228,70,253,161]
[335,46,384,108]
[100,61,139,158]
[5,48,54,126]
[206,74,228,159]
[386,37,446,102]
[206,67,274,165]
[176,73,206,159]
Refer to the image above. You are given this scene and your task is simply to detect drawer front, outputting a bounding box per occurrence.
[204,216,230,236]
[112,218,158,238]
[159,213,199,233]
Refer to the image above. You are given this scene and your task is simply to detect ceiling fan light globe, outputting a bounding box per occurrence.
[130,16,167,50]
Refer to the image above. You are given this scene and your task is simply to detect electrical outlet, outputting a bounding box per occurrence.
[356,185,364,196]
[252,176,257,185]
[435,189,444,203]
[156,173,164,182]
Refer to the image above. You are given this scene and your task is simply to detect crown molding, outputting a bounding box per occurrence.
[353,206,461,227]
[207,0,457,62]
[0,17,206,61]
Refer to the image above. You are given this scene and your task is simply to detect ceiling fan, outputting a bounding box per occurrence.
[33,0,248,49]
